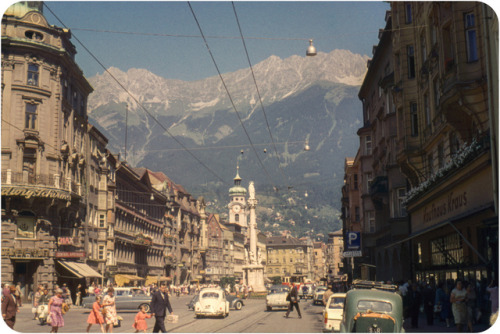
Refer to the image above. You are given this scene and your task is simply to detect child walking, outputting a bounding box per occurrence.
[133,305,152,333]
[86,295,105,333]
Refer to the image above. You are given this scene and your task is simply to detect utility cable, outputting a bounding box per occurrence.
[187,1,275,188]
[231,1,289,188]
[43,3,227,185]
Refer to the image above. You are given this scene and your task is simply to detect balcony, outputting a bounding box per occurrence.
[369,176,388,209]
[1,170,77,201]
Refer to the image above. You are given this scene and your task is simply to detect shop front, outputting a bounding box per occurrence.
[405,152,497,284]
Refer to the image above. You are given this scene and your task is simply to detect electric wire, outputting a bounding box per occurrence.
[231,1,289,188]
[43,3,228,186]
[187,1,275,188]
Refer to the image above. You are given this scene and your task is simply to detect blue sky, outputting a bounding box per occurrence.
[23,1,391,81]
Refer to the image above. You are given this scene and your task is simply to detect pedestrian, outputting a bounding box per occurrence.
[86,295,105,333]
[102,286,118,333]
[1,284,19,329]
[322,285,334,306]
[32,285,42,320]
[150,283,174,333]
[48,288,65,333]
[451,280,467,332]
[133,304,152,332]
[486,280,498,315]
[284,283,302,319]
[14,282,22,307]
[422,280,436,326]
[466,282,477,332]
[75,284,83,307]
[407,282,422,329]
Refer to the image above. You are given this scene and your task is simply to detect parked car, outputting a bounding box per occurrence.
[82,287,152,312]
[340,281,404,333]
[266,285,290,311]
[188,293,244,310]
[194,288,230,318]
[322,293,346,332]
[313,286,328,305]
[298,284,314,299]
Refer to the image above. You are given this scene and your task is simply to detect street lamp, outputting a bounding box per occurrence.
[306,39,317,56]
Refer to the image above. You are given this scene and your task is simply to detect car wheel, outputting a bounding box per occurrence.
[234,301,243,310]
[139,303,150,313]
[266,306,272,312]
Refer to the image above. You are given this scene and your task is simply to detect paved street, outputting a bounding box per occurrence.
[10,295,326,333]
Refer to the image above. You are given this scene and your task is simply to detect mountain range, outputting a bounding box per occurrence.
[87,49,369,239]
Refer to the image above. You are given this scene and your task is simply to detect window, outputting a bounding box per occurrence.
[235,214,239,222]
[405,2,412,23]
[428,153,434,177]
[16,211,36,239]
[353,174,358,190]
[407,45,415,79]
[465,12,478,62]
[433,78,440,107]
[450,132,460,155]
[366,211,375,233]
[420,33,427,63]
[355,207,360,222]
[366,172,373,192]
[396,188,407,217]
[25,103,37,130]
[365,135,372,155]
[424,94,431,126]
[99,214,106,228]
[443,25,454,71]
[438,142,445,169]
[98,245,105,260]
[410,102,418,136]
[27,64,39,86]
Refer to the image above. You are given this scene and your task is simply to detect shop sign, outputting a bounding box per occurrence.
[2,247,50,258]
[412,168,492,231]
[58,236,80,246]
[55,251,86,258]
[1,186,71,201]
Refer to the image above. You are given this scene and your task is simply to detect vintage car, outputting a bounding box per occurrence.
[188,293,244,310]
[81,287,152,312]
[266,285,290,311]
[298,284,314,299]
[340,282,404,333]
[322,293,346,332]
[194,288,230,318]
[313,286,328,305]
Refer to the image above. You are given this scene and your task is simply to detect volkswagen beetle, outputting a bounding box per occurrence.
[194,288,230,318]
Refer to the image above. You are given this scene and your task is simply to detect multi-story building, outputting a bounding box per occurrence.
[326,230,344,280]
[356,10,411,282]
[389,1,497,283]
[113,165,168,286]
[266,235,312,283]
[342,2,498,285]
[205,214,225,282]
[312,241,326,282]
[1,2,104,300]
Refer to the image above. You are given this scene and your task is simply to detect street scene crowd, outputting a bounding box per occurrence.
[2,277,499,332]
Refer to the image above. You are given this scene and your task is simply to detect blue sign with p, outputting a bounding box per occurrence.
[347,232,361,250]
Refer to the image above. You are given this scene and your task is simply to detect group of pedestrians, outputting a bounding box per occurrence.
[399,278,498,332]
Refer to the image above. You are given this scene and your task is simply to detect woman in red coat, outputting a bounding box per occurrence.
[2,285,19,329]
[86,295,105,333]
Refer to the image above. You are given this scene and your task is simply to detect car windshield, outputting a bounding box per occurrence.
[328,297,345,309]
[202,292,220,299]
[357,300,393,313]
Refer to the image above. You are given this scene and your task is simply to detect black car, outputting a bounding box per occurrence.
[187,292,244,310]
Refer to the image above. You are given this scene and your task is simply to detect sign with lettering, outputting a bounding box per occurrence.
[2,248,50,258]
[411,166,492,232]
[58,236,80,246]
[2,186,71,201]
[343,250,362,257]
[346,232,361,250]
[55,251,86,258]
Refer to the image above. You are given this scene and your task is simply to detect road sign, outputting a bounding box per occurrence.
[343,250,362,257]
[346,231,361,250]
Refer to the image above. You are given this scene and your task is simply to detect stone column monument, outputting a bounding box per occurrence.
[243,181,266,292]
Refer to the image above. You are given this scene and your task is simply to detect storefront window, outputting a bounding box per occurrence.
[431,234,463,266]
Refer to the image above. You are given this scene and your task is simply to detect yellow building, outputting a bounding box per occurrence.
[266,236,312,283]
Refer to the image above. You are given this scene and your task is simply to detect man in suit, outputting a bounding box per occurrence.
[2,284,19,329]
[151,283,173,332]
[284,283,302,319]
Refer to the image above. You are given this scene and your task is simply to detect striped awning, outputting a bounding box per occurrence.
[58,260,102,278]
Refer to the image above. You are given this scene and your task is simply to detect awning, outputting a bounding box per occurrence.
[145,276,172,286]
[114,274,145,287]
[58,260,102,278]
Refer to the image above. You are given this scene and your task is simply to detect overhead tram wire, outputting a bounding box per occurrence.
[43,3,227,186]
[187,1,276,189]
[231,1,289,188]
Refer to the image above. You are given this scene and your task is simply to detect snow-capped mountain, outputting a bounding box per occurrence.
[87,49,368,236]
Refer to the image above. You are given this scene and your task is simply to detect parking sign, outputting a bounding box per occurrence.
[346,232,361,250]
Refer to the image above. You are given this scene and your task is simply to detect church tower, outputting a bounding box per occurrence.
[228,164,248,231]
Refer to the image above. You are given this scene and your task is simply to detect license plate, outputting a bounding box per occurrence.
[205,305,211,309]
